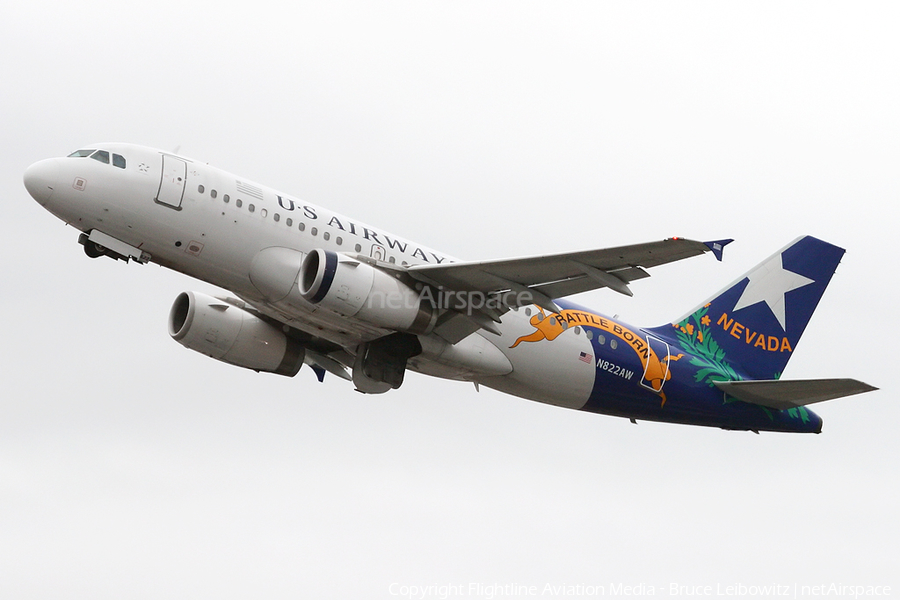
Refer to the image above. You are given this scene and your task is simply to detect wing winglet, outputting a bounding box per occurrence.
[703,239,734,262]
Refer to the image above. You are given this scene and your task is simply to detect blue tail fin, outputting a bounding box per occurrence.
[649,236,845,381]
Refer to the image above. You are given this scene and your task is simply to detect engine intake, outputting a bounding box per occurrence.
[168,291,305,376]
[299,249,435,334]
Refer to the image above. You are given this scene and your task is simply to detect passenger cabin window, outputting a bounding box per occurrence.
[90,150,110,164]
[112,154,126,168]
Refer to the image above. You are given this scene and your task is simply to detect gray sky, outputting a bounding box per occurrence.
[2,2,897,598]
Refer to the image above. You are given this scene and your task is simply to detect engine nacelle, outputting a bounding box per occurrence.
[298,249,436,334]
[168,291,305,376]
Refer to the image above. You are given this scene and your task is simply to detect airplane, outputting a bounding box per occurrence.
[23,143,877,433]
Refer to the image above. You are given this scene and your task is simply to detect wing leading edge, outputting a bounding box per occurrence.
[409,237,724,306]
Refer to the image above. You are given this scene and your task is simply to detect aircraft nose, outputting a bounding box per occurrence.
[23,159,60,206]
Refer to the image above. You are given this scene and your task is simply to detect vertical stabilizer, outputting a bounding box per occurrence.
[649,236,845,381]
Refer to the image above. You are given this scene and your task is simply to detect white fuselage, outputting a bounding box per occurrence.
[25,143,602,408]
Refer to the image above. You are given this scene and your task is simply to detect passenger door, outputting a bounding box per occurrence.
[156,155,186,209]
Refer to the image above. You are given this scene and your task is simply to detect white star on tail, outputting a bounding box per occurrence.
[732,253,814,331]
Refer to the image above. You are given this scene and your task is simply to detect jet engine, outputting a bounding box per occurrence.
[298,249,436,334]
[168,291,305,376]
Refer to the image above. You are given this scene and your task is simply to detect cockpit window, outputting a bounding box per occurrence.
[67,148,126,168]
[90,150,110,164]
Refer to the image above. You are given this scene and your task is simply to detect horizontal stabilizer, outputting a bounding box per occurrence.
[714,379,878,410]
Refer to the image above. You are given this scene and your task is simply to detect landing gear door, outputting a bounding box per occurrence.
[640,334,671,393]
[156,155,186,209]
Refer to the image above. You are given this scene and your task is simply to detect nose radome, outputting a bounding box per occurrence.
[24,159,60,206]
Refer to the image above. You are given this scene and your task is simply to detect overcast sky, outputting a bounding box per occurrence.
[2,2,898,598]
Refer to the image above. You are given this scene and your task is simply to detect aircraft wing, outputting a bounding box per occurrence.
[409,238,725,306]
[404,237,729,343]
[714,379,878,410]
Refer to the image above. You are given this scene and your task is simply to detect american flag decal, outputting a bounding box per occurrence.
[578,352,593,364]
